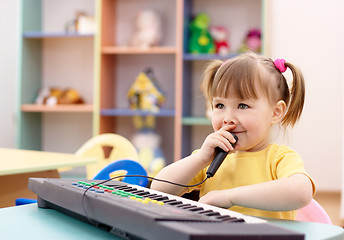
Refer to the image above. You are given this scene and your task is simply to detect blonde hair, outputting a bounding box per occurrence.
[201,52,305,128]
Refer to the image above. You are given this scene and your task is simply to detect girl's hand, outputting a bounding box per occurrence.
[198,189,234,209]
[195,125,237,165]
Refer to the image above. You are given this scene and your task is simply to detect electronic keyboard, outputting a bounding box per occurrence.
[28,178,304,240]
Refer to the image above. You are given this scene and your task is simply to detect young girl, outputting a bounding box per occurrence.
[151,52,315,220]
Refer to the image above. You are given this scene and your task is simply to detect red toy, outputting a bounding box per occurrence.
[210,26,230,55]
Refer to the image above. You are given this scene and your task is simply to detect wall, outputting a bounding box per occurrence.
[0,0,18,148]
[267,0,344,192]
[0,0,343,193]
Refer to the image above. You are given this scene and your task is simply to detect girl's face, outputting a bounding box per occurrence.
[211,92,281,152]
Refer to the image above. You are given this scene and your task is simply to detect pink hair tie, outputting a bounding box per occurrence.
[274,58,287,73]
[220,59,231,68]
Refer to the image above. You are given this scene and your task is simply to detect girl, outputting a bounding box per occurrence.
[151,52,315,220]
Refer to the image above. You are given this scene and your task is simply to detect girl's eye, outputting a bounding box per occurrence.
[238,103,249,110]
[215,103,225,109]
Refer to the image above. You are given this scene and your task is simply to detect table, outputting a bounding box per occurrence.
[0,148,96,208]
[0,204,343,240]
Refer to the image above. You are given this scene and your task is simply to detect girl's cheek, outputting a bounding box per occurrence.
[211,119,221,131]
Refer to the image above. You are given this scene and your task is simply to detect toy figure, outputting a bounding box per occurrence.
[210,26,230,55]
[35,88,84,105]
[130,9,162,48]
[188,13,215,54]
[65,11,95,34]
[238,28,261,53]
[127,68,165,113]
[132,126,166,177]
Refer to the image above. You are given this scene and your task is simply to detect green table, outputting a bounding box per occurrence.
[0,204,343,240]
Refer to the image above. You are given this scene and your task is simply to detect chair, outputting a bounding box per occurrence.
[295,199,332,224]
[75,133,139,179]
[93,159,148,187]
[15,198,38,206]
[16,134,144,206]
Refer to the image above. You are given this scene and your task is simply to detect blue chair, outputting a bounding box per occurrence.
[15,159,148,206]
[15,198,38,206]
[93,159,148,187]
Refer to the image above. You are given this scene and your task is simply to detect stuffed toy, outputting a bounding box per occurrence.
[127,68,165,113]
[188,13,215,54]
[35,88,84,105]
[210,26,230,55]
[130,9,162,48]
[238,28,261,53]
[132,127,166,177]
[131,114,166,177]
[65,11,95,34]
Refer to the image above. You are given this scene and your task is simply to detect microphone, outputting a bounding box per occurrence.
[206,133,238,178]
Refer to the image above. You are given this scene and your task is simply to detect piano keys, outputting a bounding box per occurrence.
[28,178,304,240]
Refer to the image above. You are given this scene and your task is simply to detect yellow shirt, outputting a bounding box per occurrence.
[188,144,316,220]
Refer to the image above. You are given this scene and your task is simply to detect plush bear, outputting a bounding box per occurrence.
[188,13,215,54]
[210,26,230,55]
[35,88,84,105]
[130,9,162,48]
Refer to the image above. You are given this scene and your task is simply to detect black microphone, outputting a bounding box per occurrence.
[206,133,238,178]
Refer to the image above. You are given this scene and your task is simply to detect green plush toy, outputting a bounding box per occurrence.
[188,13,215,54]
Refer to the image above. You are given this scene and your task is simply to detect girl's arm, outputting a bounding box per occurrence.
[199,173,313,211]
[150,152,208,196]
[151,125,236,195]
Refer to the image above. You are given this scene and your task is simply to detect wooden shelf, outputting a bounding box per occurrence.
[21,104,93,113]
[183,53,239,61]
[102,46,177,55]
[182,117,211,125]
[23,31,94,39]
[101,108,175,117]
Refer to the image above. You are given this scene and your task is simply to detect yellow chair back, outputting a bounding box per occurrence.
[75,133,138,179]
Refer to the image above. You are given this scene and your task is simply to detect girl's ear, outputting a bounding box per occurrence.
[272,100,286,124]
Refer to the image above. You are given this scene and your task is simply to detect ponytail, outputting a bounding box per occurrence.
[201,60,223,103]
[281,62,305,128]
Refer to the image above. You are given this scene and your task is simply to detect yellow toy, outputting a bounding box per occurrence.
[127,68,165,113]
[131,115,166,177]
[35,87,84,105]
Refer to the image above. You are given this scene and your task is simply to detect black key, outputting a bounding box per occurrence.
[167,201,183,206]
[216,215,235,220]
[181,205,199,210]
[162,199,177,204]
[150,195,169,201]
[145,194,158,198]
[188,207,204,212]
[176,204,191,208]
[136,192,151,197]
[131,190,147,195]
[206,212,221,216]
[217,216,245,223]
[116,186,137,191]
[198,210,214,215]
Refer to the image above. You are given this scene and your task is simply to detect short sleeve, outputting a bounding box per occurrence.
[271,146,316,196]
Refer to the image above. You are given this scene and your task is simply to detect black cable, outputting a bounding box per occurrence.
[81,174,209,225]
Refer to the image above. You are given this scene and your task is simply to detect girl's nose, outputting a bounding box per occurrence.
[223,115,236,126]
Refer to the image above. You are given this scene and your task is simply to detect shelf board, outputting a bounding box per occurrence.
[183,53,239,61]
[23,31,94,39]
[101,108,175,117]
[21,104,93,112]
[182,116,211,125]
[102,46,177,55]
